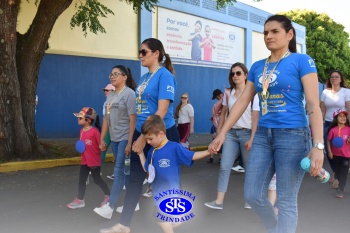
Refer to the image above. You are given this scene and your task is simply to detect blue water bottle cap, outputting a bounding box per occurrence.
[300,157,311,172]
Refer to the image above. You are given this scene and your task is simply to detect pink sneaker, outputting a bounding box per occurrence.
[101,195,109,206]
[67,198,85,209]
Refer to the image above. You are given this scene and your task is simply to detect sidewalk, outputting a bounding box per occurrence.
[0,133,212,173]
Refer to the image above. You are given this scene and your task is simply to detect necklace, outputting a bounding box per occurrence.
[147,138,169,184]
[83,126,92,132]
[261,50,291,98]
[136,66,161,114]
[260,50,290,116]
[150,139,168,165]
[107,85,127,114]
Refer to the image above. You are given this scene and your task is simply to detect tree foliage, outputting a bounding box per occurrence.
[281,10,350,82]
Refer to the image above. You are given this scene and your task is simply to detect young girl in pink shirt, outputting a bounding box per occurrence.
[327,109,350,198]
[67,107,110,209]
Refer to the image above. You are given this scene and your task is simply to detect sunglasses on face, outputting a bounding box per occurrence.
[181,97,188,99]
[230,71,242,77]
[139,49,150,56]
[104,89,112,93]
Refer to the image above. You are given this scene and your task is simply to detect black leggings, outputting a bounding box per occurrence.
[77,165,110,200]
[119,125,179,227]
[333,155,350,192]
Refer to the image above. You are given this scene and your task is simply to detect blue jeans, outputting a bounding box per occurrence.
[218,128,251,192]
[244,127,310,233]
[108,140,129,208]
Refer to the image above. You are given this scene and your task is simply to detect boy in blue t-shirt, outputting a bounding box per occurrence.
[138,115,210,233]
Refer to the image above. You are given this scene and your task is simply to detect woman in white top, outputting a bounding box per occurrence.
[320,70,350,183]
[175,93,194,149]
[204,62,259,210]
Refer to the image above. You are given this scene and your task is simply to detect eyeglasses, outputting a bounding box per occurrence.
[104,89,112,93]
[230,71,242,77]
[139,49,150,56]
[181,97,188,99]
[109,72,123,79]
[330,76,341,79]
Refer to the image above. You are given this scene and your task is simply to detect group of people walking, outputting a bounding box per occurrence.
[65,14,338,233]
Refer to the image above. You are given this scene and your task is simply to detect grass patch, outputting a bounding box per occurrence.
[39,140,80,159]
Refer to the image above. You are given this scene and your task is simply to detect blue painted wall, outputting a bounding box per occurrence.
[36,54,140,138]
[36,54,228,137]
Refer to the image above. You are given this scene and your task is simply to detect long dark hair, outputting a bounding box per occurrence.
[112,65,137,91]
[86,115,101,132]
[325,70,347,89]
[228,62,248,91]
[265,15,297,53]
[175,93,189,119]
[141,38,176,75]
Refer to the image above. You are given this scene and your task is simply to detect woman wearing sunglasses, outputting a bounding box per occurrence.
[175,93,195,149]
[100,38,179,233]
[205,62,259,210]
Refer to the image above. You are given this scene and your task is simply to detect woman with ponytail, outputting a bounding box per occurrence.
[100,38,179,233]
[209,15,323,233]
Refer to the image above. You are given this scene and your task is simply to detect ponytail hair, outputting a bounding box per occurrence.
[265,15,297,53]
[141,38,176,75]
[94,115,101,132]
[164,53,175,75]
[112,65,137,91]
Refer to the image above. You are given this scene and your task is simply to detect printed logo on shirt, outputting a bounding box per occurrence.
[166,85,175,93]
[85,139,92,145]
[158,159,170,168]
[308,59,316,67]
[258,71,278,88]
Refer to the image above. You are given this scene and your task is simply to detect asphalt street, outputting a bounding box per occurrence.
[1,157,349,233]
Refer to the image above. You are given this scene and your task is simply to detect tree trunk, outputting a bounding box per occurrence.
[0,0,72,160]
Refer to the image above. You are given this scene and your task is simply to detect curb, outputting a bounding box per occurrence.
[0,146,208,173]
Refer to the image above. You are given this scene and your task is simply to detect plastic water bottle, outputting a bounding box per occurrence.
[300,157,330,183]
[124,156,130,175]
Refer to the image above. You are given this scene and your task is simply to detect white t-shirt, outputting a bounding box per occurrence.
[222,90,259,129]
[177,104,194,124]
[321,88,350,121]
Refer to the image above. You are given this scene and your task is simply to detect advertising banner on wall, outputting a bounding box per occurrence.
[158,7,244,68]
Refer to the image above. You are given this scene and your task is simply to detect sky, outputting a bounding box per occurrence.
[239,0,350,34]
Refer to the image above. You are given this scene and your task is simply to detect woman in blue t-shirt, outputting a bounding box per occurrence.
[100,38,179,233]
[209,15,324,233]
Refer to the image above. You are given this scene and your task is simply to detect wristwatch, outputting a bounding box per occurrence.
[313,143,325,150]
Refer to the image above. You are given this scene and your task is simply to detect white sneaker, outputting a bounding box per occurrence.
[116,202,140,213]
[106,174,114,180]
[232,165,245,173]
[143,178,148,185]
[143,188,152,197]
[123,185,126,190]
[244,202,251,209]
[93,203,114,219]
